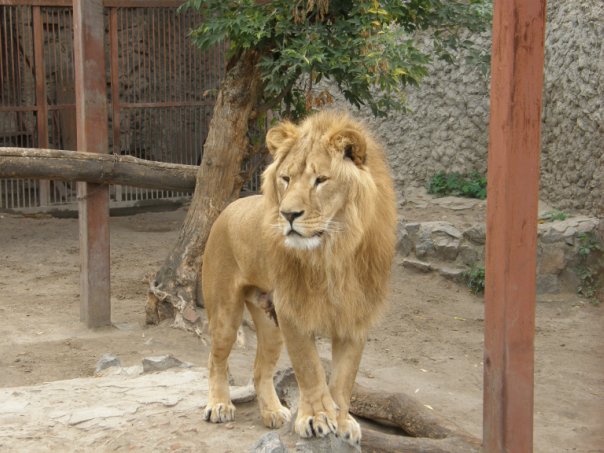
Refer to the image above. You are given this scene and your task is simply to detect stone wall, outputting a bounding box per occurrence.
[350,0,603,217]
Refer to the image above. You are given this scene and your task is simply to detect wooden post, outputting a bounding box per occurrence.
[73,0,111,327]
[484,1,547,452]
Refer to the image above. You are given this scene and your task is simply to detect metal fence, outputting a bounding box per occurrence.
[0,1,225,211]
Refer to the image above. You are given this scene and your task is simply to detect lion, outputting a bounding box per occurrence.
[200,110,397,446]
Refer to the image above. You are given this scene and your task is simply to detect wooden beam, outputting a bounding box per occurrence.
[1,1,185,7]
[483,1,547,452]
[73,0,111,328]
[0,147,198,191]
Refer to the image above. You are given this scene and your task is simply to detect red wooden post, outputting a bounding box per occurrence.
[73,0,111,327]
[484,1,547,452]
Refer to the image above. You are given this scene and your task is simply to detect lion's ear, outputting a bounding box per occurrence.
[266,121,298,157]
[329,128,367,167]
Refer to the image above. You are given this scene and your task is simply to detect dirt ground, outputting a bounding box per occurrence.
[0,201,602,452]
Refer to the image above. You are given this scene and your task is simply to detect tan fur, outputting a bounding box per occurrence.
[201,110,397,445]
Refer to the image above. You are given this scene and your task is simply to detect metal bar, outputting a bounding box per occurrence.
[151,7,156,102]
[73,0,111,328]
[0,104,76,112]
[33,6,50,205]
[109,6,121,202]
[116,101,214,110]
[123,7,130,201]
[134,6,141,200]
[483,1,547,452]
[109,8,120,154]
[7,8,16,106]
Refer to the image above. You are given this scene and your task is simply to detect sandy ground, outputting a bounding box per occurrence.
[0,202,602,452]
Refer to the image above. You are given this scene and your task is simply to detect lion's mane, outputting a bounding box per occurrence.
[260,110,397,339]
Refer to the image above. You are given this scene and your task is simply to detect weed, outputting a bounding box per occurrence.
[462,265,485,295]
[427,171,487,199]
[575,232,603,305]
[540,209,569,222]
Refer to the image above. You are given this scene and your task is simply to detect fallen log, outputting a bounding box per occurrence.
[273,368,481,452]
[351,383,481,452]
[361,427,479,453]
[0,147,198,192]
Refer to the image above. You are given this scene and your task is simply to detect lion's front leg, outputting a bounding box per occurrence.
[329,335,366,447]
[279,317,338,438]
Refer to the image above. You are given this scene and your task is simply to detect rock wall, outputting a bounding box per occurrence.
[351,0,603,217]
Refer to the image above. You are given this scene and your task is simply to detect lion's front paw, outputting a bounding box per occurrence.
[336,413,361,447]
[261,405,292,429]
[295,411,338,438]
[203,401,235,423]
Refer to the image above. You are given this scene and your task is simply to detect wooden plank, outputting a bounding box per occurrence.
[0,0,72,6]
[73,0,111,328]
[0,147,198,191]
[483,1,547,452]
[102,0,184,7]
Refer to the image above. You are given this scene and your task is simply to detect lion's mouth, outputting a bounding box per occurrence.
[286,229,323,238]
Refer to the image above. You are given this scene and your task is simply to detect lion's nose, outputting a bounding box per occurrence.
[280,210,304,225]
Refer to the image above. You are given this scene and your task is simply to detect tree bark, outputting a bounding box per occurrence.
[0,147,197,192]
[351,383,481,452]
[146,50,262,330]
[361,427,480,453]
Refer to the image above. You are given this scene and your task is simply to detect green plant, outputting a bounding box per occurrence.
[540,209,569,222]
[575,232,603,305]
[427,171,487,199]
[462,265,485,295]
[182,0,492,119]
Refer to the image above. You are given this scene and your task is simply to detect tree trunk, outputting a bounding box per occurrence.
[146,50,262,330]
[0,147,197,192]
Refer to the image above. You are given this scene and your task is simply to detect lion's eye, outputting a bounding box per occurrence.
[281,175,290,184]
[314,176,328,187]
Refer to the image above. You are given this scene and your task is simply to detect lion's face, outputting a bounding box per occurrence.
[263,112,377,251]
[275,146,351,250]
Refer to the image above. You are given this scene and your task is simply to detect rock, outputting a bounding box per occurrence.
[537,275,561,294]
[405,222,421,236]
[397,225,414,256]
[438,266,465,282]
[295,435,360,453]
[249,432,288,453]
[426,221,463,239]
[414,222,462,261]
[539,217,599,244]
[142,355,192,373]
[95,354,121,375]
[433,235,460,261]
[402,259,433,273]
[463,225,486,245]
[274,367,299,405]
[431,196,482,211]
[538,245,567,275]
[458,244,483,266]
[182,304,200,323]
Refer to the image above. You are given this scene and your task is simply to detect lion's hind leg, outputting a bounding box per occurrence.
[245,298,291,429]
[203,289,245,424]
